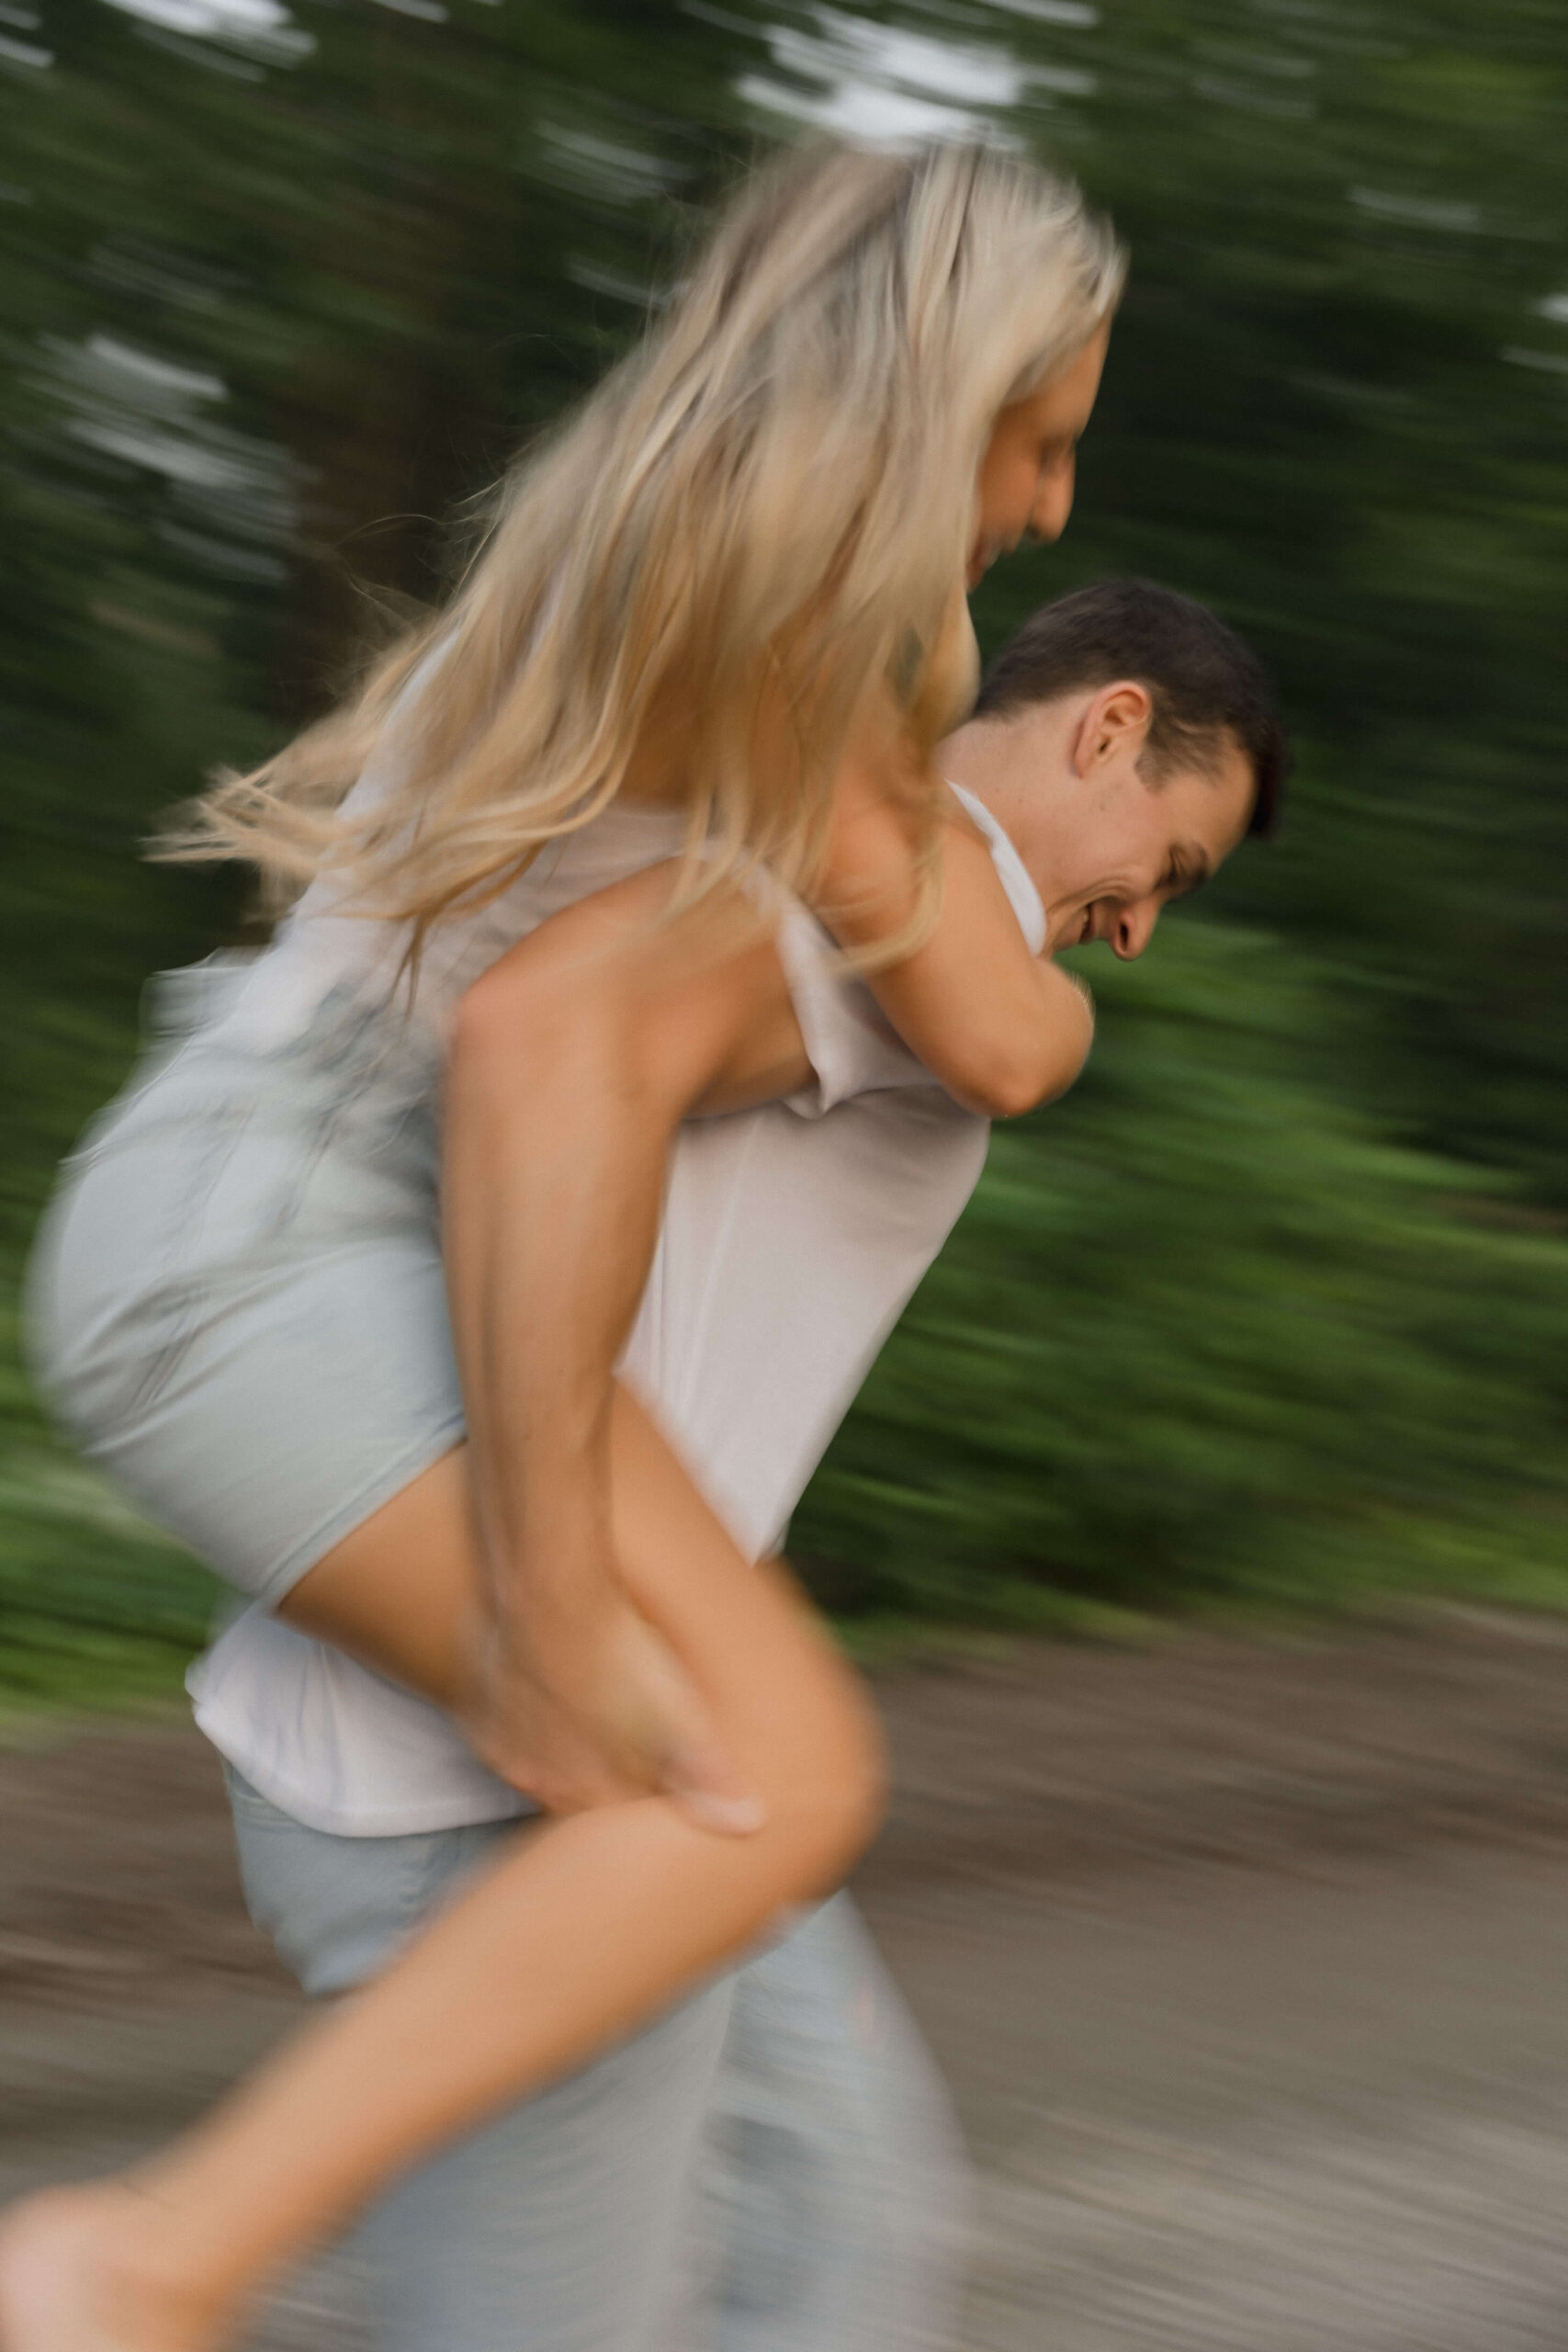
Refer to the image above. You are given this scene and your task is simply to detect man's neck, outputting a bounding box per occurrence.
[940,713,1056,905]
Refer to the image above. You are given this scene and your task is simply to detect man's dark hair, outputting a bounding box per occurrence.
[973,579,1289,838]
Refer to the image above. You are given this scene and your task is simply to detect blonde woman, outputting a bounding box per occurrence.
[4,141,1126,2350]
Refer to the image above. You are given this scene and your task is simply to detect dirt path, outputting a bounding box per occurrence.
[6,1610,1568,2347]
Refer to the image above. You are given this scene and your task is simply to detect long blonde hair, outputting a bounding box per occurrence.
[165,142,1123,946]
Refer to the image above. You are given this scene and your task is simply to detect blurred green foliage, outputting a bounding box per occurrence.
[797,925,1568,1620]
[2,0,1565,1693]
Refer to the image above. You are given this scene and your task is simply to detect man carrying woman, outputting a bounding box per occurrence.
[6,141,1283,2352]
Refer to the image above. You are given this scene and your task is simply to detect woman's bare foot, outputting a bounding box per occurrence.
[0,2183,226,2352]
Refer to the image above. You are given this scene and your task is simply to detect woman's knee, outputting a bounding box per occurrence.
[747,1661,888,1902]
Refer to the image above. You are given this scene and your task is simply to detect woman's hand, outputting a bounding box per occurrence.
[459,1589,766,1836]
[1038,956,1095,1097]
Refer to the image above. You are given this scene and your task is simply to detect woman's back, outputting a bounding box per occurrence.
[191,712,692,1083]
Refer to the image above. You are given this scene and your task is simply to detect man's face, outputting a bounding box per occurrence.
[1037,741,1254,960]
[943,685,1257,960]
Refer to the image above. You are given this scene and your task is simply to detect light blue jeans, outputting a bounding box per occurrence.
[226,1770,970,2352]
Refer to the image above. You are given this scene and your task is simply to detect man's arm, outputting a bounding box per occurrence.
[441,863,809,1816]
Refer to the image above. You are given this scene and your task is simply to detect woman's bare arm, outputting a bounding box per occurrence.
[819,769,1093,1116]
[808,708,1094,1119]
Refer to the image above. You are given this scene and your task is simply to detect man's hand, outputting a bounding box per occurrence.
[459,1587,765,1834]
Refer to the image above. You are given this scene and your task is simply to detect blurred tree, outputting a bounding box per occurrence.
[957,0,1568,1191]
[1,0,1564,1681]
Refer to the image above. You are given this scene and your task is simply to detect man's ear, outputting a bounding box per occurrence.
[1069,681,1154,777]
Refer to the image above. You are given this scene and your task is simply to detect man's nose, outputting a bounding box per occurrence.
[1112,899,1160,960]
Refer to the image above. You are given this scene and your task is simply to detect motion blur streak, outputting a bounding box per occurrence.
[3,2,1566,2346]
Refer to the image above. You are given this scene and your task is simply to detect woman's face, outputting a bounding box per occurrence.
[968,324,1110,588]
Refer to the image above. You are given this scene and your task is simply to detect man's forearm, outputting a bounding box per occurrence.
[442,981,679,1641]
[439,870,808,1655]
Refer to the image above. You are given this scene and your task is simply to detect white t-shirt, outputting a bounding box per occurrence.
[186,787,1045,1835]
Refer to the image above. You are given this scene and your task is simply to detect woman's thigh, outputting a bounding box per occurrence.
[277,1441,482,1715]
[282,1387,884,1842]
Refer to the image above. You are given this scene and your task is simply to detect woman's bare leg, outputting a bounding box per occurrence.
[276,1438,506,1719]
[0,1394,884,2352]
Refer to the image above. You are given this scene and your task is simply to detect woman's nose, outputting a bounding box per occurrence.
[1030,469,1076,546]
